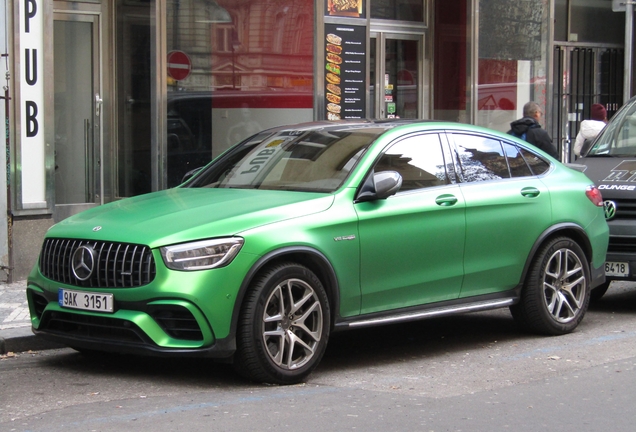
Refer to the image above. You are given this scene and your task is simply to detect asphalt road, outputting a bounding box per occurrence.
[2,283,636,431]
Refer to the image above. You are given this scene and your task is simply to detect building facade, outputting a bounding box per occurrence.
[2,0,631,280]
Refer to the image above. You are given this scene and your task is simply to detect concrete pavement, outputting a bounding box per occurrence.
[0,280,63,354]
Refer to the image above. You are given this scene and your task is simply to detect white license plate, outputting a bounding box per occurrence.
[58,289,114,313]
[605,261,630,277]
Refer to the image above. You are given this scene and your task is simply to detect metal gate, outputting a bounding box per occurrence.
[551,45,623,162]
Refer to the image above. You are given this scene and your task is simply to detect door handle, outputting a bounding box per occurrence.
[95,94,103,117]
[521,187,540,198]
[435,194,458,206]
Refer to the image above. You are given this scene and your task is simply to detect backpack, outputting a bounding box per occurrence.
[509,123,537,142]
[510,131,527,141]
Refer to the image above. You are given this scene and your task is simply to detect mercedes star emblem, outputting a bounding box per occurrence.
[72,245,96,281]
[603,200,617,220]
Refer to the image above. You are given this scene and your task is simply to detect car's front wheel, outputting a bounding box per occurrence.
[511,236,590,335]
[234,262,330,384]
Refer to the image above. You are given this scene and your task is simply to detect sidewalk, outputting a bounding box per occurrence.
[0,280,64,354]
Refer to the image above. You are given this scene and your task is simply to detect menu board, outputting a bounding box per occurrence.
[324,23,367,120]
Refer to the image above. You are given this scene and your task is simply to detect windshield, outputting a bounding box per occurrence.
[185,128,382,192]
[588,98,636,157]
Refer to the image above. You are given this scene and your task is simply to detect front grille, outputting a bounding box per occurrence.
[608,236,636,254]
[610,199,636,220]
[151,306,204,341]
[43,311,148,344]
[39,238,156,288]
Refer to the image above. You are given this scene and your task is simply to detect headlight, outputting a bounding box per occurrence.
[160,238,244,271]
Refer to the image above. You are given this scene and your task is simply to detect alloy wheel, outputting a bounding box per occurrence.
[542,247,586,323]
[261,278,323,370]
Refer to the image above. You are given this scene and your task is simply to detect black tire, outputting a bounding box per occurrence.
[511,237,590,335]
[590,280,611,302]
[234,262,331,384]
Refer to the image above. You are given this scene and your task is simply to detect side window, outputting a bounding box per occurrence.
[503,142,533,177]
[615,106,636,152]
[518,147,551,175]
[451,134,510,182]
[375,134,449,192]
[591,100,636,156]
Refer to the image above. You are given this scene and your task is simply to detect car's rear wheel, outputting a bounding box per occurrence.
[511,237,590,335]
[590,280,611,301]
[234,262,330,384]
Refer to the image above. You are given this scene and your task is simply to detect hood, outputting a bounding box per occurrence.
[48,188,335,247]
[578,120,606,140]
[576,157,636,199]
[509,117,539,135]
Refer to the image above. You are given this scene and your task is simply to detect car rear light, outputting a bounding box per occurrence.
[585,185,603,207]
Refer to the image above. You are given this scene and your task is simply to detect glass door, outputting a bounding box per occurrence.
[53,11,103,221]
[371,33,424,119]
[117,0,153,197]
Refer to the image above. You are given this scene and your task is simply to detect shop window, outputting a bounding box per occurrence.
[477,0,549,134]
[554,0,568,42]
[433,0,468,122]
[555,0,623,44]
[371,0,424,22]
[569,0,623,44]
[162,0,314,190]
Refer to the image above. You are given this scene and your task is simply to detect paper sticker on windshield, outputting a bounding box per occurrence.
[225,137,291,185]
[265,139,286,148]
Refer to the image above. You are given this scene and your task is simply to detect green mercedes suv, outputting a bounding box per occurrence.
[27,120,609,384]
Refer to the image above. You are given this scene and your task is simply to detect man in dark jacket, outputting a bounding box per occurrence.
[508,101,559,160]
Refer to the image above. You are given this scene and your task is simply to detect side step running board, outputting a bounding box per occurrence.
[338,298,516,329]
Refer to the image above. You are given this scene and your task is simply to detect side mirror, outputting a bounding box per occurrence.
[356,171,402,202]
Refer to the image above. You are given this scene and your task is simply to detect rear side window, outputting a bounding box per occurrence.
[450,133,510,182]
[503,142,533,177]
[519,147,550,175]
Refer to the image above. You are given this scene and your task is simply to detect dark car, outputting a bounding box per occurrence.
[574,96,636,299]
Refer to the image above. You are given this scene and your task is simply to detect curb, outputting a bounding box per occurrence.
[0,326,65,354]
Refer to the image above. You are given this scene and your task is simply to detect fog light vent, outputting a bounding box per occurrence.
[152,306,203,341]
[32,292,49,320]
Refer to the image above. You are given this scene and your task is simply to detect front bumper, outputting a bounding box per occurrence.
[604,251,636,283]
[604,219,636,283]
[26,250,257,359]
[27,286,236,359]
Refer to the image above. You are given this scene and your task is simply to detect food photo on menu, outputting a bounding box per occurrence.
[325,33,342,120]
[327,0,363,17]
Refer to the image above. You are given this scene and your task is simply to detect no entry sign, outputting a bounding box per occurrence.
[167,50,192,81]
